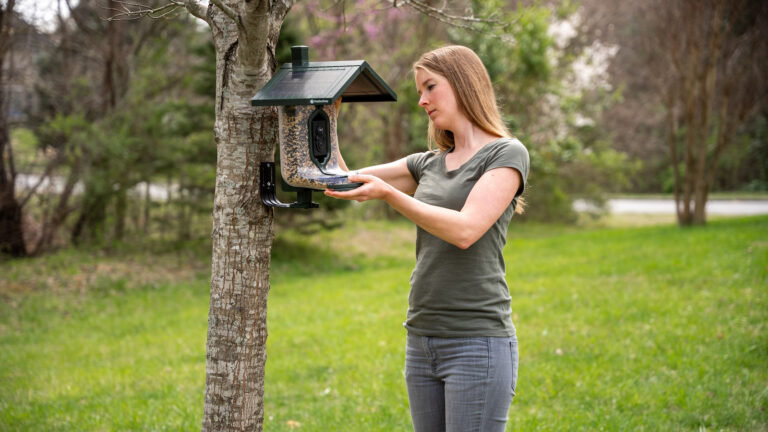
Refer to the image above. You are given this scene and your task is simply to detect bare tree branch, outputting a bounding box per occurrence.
[64,0,98,33]
[406,0,502,24]
[184,0,209,22]
[102,0,187,21]
[94,0,211,24]
[19,156,64,208]
[396,0,515,43]
[209,0,238,22]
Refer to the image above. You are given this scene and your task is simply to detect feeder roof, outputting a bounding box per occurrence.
[251,59,397,107]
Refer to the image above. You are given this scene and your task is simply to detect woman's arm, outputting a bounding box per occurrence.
[333,122,417,194]
[357,159,418,195]
[338,150,418,195]
[325,166,521,250]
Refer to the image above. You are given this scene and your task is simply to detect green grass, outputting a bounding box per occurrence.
[1,216,767,431]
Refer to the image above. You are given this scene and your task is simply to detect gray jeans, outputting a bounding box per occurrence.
[405,333,518,432]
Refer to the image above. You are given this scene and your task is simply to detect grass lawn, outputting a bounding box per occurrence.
[1,216,767,431]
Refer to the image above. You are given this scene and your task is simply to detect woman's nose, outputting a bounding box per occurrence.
[418,94,428,107]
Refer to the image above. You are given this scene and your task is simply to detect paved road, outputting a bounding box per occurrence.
[574,198,768,215]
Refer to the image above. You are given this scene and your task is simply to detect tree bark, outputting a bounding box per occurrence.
[0,163,26,256]
[0,105,26,256]
[691,1,724,225]
[0,0,27,257]
[200,0,290,430]
[665,98,683,224]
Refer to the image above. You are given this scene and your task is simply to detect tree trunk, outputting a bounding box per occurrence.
[664,96,685,225]
[32,169,78,255]
[201,1,290,430]
[650,0,767,226]
[71,185,109,245]
[0,172,26,256]
[114,186,127,241]
[0,0,27,257]
[104,0,126,113]
[176,186,190,242]
[690,2,723,226]
[0,99,26,256]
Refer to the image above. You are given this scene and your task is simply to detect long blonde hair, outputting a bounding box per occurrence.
[413,45,511,152]
[413,45,525,214]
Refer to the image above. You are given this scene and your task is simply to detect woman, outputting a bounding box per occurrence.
[325,45,529,432]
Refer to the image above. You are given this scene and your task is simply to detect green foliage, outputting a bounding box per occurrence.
[1,217,766,430]
[8,129,39,170]
[509,5,552,85]
[448,3,631,222]
[276,15,304,66]
[14,0,640,254]
[27,14,216,247]
[714,114,768,192]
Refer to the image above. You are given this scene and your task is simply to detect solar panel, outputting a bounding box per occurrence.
[251,61,396,106]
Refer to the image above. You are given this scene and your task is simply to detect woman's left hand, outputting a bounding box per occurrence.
[324,173,393,202]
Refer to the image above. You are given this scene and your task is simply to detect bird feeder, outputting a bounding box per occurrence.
[251,45,397,208]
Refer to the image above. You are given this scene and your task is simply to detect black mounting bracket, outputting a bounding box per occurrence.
[260,162,319,209]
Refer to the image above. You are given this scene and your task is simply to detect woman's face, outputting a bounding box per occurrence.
[415,68,461,131]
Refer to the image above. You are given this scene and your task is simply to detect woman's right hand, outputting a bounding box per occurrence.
[324,173,394,202]
[348,158,418,196]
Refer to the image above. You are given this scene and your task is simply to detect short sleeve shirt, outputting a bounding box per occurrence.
[404,138,529,337]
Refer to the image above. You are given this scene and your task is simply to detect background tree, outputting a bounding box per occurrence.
[589,0,768,226]
[0,0,27,256]
[6,0,644,259]
[141,0,293,429]
[11,1,215,254]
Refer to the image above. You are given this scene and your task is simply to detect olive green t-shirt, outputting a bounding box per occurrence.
[404,138,529,337]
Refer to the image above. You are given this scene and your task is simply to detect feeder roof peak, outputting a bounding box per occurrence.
[251,47,397,107]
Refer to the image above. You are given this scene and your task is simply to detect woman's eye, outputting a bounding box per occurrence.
[427,84,435,91]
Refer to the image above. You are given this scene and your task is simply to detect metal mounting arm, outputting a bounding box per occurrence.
[260,162,319,209]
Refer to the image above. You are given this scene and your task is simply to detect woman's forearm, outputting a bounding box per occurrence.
[352,159,418,195]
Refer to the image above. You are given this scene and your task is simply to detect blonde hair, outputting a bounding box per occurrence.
[413,45,511,152]
[413,45,525,214]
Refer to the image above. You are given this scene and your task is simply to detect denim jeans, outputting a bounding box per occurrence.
[405,333,518,432]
